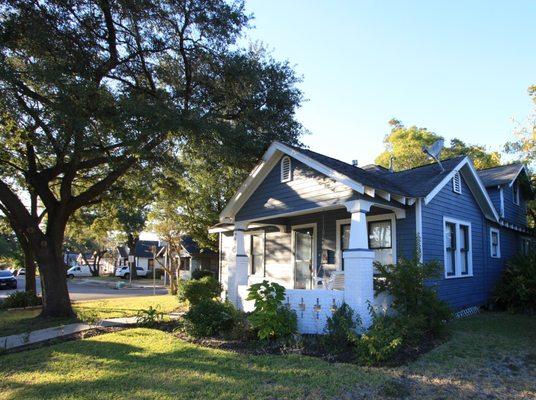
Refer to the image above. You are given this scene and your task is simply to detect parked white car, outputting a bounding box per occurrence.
[66,265,93,278]
[115,266,148,279]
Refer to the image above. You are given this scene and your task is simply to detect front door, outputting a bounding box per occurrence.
[294,227,314,289]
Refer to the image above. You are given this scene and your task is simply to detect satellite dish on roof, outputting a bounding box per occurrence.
[422,139,445,172]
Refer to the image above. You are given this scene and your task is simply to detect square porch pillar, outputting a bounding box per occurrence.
[343,200,375,327]
[227,221,249,306]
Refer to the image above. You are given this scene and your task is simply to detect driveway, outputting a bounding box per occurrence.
[0,276,168,301]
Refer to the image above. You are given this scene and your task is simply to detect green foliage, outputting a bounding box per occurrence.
[374,256,451,336]
[375,119,501,171]
[178,276,222,306]
[136,306,164,327]
[182,299,238,338]
[246,280,297,340]
[325,303,361,350]
[494,252,536,313]
[191,269,214,280]
[355,312,404,365]
[0,291,42,310]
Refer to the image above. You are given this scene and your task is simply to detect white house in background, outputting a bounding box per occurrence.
[178,236,219,279]
[134,240,164,273]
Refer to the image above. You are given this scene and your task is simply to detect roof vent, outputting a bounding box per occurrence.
[351,160,358,167]
[389,156,395,173]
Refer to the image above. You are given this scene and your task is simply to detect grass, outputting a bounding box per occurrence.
[0,312,535,399]
[0,295,181,337]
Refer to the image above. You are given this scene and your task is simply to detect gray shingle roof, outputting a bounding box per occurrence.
[134,240,161,258]
[477,163,524,187]
[291,144,466,198]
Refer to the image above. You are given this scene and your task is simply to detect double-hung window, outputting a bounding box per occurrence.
[443,218,472,278]
[250,232,265,276]
[490,228,500,258]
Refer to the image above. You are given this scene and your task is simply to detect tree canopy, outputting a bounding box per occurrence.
[375,119,501,171]
[0,0,304,316]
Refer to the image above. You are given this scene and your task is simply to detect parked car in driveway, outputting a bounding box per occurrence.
[0,270,17,289]
[115,266,148,279]
[66,265,93,279]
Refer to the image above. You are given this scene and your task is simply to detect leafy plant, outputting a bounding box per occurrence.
[182,299,237,338]
[0,291,42,309]
[136,306,164,327]
[191,269,214,280]
[178,276,222,305]
[246,280,297,340]
[374,255,451,336]
[325,303,361,351]
[494,252,536,313]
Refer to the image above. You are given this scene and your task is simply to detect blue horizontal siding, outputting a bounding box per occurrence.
[422,175,487,310]
[236,156,356,221]
[502,180,527,227]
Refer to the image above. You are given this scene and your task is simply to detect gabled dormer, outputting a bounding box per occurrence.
[477,164,532,228]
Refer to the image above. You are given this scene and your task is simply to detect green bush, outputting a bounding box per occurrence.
[191,269,214,280]
[136,306,164,327]
[183,299,237,337]
[325,303,361,350]
[178,276,222,305]
[374,256,451,336]
[494,252,536,313]
[355,311,404,365]
[0,291,42,309]
[246,280,297,340]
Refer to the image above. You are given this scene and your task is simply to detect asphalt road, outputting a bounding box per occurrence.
[0,276,168,301]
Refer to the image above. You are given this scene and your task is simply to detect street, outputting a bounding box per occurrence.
[0,276,168,301]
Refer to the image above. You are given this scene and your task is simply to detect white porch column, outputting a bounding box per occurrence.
[343,200,375,327]
[228,221,249,307]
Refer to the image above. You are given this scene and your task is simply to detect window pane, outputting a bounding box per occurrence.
[251,234,264,275]
[368,221,392,249]
[445,223,456,276]
[460,225,469,275]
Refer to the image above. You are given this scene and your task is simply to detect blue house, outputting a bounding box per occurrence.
[211,142,534,333]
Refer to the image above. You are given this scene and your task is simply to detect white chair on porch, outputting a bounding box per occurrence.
[325,271,345,291]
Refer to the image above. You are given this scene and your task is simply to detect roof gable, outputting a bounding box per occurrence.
[477,163,527,187]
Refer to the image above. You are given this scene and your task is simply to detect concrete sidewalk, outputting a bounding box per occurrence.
[0,316,140,351]
[75,278,167,290]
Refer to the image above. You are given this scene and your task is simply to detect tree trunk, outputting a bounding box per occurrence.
[127,233,138,279]
[24,249,37,293]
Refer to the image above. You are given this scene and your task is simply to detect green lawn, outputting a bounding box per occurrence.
[0,312,535,399]
[0,295,182,337]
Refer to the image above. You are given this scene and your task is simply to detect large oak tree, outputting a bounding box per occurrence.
[0,0,303,317]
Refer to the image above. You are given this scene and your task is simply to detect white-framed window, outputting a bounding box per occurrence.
[443,217,472,278]
[512,181,520,205]
[452,172,462,194]
[280,156,292,182]
[490,228,500,258]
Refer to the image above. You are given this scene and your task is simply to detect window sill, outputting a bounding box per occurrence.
[445,274,473,279]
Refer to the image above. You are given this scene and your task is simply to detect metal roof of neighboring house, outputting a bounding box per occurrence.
[476,163,526,187]
[134,240,162,258]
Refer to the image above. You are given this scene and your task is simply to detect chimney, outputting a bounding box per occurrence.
[388,156,395,173]
[351,160,358,167]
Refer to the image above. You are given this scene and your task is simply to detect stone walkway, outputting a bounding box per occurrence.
[1,316,141,351]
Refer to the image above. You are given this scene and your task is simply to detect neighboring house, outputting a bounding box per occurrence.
[211,142,534,333]
[116,245,130,267]
[63,251,79,268]
[134,240,164,273]
[179,236,219,280]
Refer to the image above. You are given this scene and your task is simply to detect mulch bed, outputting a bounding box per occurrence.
[172,330,448,366]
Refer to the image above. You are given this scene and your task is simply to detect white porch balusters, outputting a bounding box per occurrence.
[343,200,375,327]
[228,221,249,307]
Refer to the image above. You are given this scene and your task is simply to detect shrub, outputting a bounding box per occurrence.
[355,312,404,365]
[325,303,361,350]
[178,276,222,305]
[191,269,214,280]
[374,256,451,336]
[136,306,164,327]
[246,280,297,340]
[494,252,536,313]
[0,291,42,309]
[183,299,237,337]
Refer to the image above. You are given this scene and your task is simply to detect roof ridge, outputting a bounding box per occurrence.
[477,162,524,172]
[390,155,466,174]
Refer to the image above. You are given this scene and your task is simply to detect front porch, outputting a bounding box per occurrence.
[215,199,408,333]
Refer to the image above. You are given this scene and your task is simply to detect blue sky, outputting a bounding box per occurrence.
[243,0,536,165]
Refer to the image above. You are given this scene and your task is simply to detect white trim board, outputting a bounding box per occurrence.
[489,227,501,259]
[442,216,473,279]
